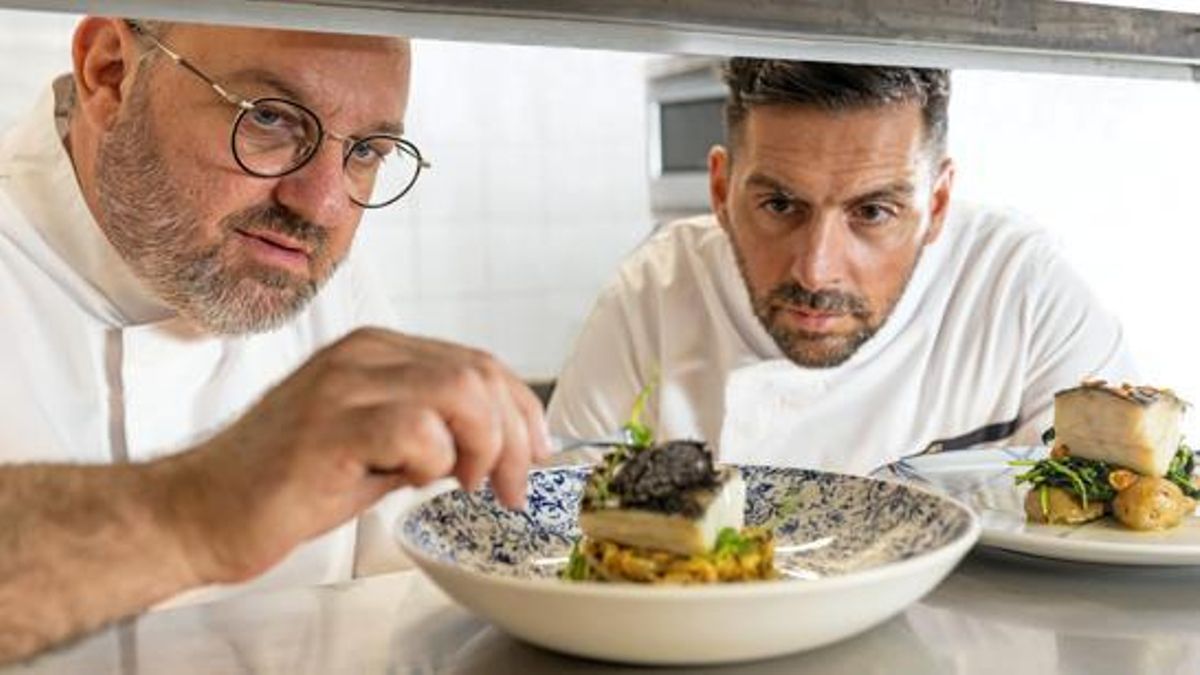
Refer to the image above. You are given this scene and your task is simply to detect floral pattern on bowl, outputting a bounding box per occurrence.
[399,465,975,581]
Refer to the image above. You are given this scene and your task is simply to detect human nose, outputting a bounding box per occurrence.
[272,139,355,227]
[788,212,847,290]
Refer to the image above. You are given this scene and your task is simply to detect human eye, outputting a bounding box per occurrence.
[757,193,796,216]
[250,106,281,127]
[851,202,900,227]
[239,101,312,153]
[346,138,393,171]
[248,103,300,131]
[354,140,386,162]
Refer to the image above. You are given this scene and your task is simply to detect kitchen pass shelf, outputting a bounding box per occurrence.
[3,0,1198,80]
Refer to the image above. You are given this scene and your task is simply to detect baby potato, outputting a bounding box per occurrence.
[1024,486,1105,525]
[1111,476,1196,531]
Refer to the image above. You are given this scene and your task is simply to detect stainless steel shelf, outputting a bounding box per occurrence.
[3,0,1198,80]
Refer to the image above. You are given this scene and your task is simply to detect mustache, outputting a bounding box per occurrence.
[224,204,328,256]
[766,282,868,316]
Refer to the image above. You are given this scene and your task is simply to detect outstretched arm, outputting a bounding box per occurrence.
[0,327,549,664]
[0,460,200,662]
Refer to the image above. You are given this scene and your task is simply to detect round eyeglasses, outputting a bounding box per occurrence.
[232,98,427,209]
[129,21,429,209]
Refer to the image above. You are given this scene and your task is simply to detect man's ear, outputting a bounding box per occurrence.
[708,144,732,230]
[923,157,955,246]
[71,18,144,132]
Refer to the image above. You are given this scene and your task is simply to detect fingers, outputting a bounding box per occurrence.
[318,327,546,510]
[485,380,532,509]
[448,355,546,508]
[390,358,535,509]
[483,376,551,508]
[187,328,546,584]
[512,379,553,464]
[414,365,505,494]
[346,405,456,484]
[359,360,502,492]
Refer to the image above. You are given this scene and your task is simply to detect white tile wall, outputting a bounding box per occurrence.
[949,69,1200,438]
[354,39,654,379]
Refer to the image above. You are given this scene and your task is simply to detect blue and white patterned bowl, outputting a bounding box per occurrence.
[396,465,979,665]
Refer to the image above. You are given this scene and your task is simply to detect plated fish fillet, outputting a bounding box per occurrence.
[1015,379,1196,531]
[1054,380,1187,477]
[579,440,745,557]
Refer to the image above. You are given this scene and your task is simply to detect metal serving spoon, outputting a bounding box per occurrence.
[368,429,636,475]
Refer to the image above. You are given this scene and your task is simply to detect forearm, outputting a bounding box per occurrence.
[0,460,200,664]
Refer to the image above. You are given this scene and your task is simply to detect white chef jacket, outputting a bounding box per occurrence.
[548,209,1137,475]
[0,78,410,607]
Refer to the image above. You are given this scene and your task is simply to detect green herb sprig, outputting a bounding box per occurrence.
[712,527,754,557]
[1166,444,1200,498]
[563,540,591,581]
[581,376,659,509]
[621,371,658,450]
[1011,455,1116,506]
[1013,440,1199,505]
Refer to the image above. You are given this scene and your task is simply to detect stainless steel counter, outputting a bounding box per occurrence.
[13,549,1200,674]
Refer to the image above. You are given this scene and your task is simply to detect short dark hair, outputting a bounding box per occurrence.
[722,58,950,157]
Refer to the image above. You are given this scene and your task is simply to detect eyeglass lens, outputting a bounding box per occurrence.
[232,98,424,208]
[233,99,321,176]
[344,137,424,208]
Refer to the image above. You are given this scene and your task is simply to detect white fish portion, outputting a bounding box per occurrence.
[579,471,745,556]
[1055,383,1187,476]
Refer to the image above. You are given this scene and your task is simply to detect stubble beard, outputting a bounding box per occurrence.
[729,234,921,368]
[93,71,337,335]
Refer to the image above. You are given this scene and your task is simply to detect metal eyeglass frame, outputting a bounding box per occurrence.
[126,20,430,209]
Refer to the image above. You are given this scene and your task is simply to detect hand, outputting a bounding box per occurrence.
[152,327,550,584]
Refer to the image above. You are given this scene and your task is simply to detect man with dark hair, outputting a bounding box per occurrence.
[548,58,1133,472]
[723,59,950,158]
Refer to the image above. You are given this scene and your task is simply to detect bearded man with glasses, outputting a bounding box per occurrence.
[0,18,549,663]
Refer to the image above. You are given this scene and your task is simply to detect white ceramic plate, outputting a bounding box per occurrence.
[874,447,1200,566]
[396,465,979,665]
